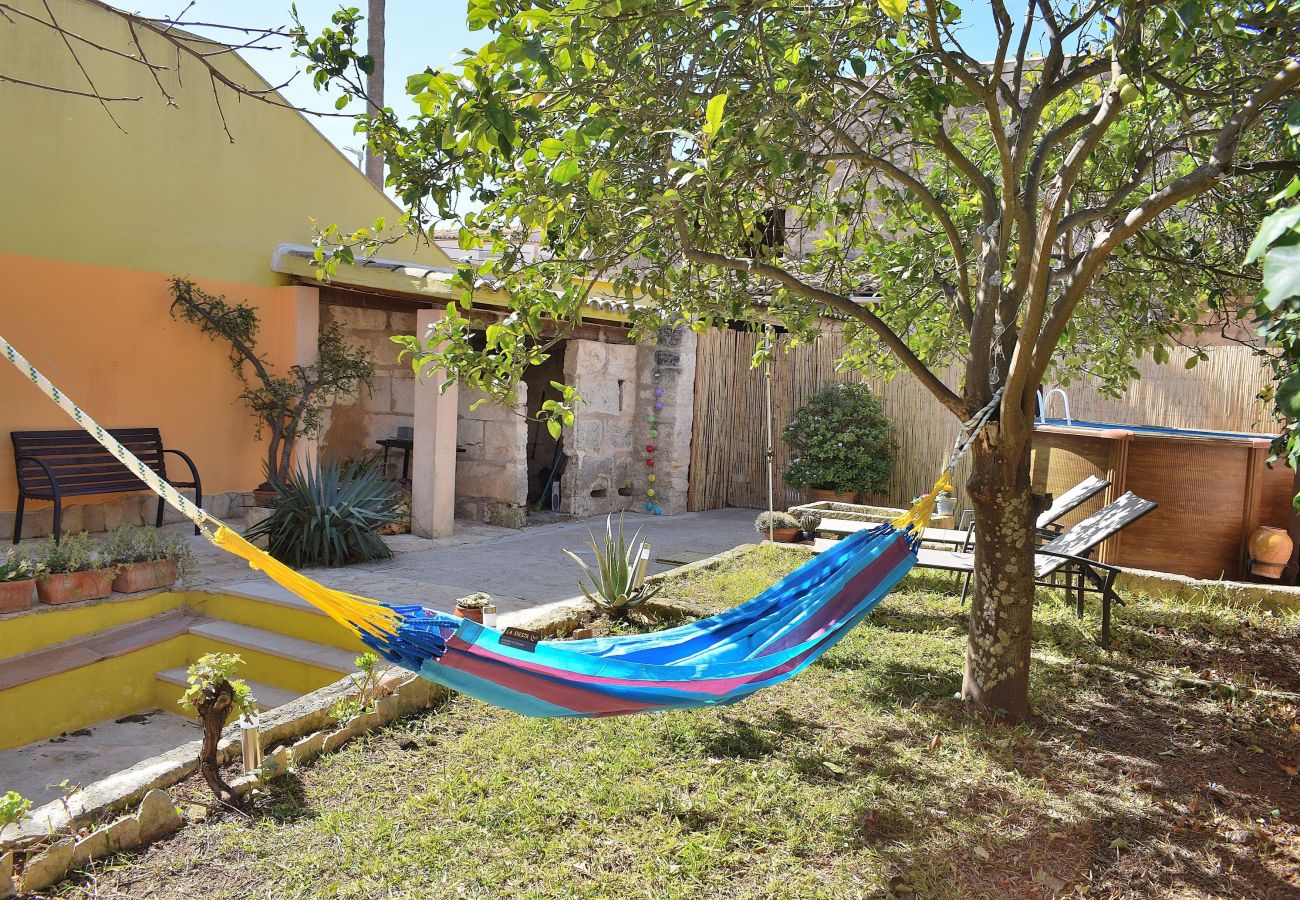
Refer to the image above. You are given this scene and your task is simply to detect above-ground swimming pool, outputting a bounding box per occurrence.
[1031,418,1293,581]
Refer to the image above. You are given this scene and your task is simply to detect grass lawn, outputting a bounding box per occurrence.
[53,546,1300,898]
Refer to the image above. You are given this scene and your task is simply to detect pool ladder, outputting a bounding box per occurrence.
[1036,387,1073,425]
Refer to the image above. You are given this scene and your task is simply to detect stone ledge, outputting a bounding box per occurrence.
[1115,566,1300,611]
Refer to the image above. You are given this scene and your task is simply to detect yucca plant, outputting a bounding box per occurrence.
[245,457,398,567]
[564,514,659,618]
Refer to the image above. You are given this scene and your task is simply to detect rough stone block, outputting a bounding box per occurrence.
[22,507,54,540]
[456,421,485,458]
[484,421,524,462]
[658,327,684,346]
[654,350,681,369]
[486,503,526,529]
[322,727,352,755]
[575,420,604,453]
[0,512,12,543]
[290,731,326,766]
[390,375,414,414]
[567,339,607,377]
[331,305,387,331]
[0,851,13,900]
[80,502,107,534]
[20,839,73,894]
[104,495,145,530]
[605,425,632,451]
[72,827,109,867]
[102,815,141,853]
[136,789,182,843]
[259,746,293,780]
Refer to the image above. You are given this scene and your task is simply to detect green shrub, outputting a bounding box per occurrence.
[102,525,196,584]
[34,532,112,575]
[754,511,800,533]
[1,790,31,829]
[783,383,897,495]
[245,457,399,567]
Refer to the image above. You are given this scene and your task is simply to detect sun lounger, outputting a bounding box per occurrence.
[914,491,1156,647]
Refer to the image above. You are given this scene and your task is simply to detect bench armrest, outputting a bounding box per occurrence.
[15,455,59,493]
[160,448,201,487]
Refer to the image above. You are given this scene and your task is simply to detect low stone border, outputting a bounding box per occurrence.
[1115,566,1300,612]
[0,541,762,896]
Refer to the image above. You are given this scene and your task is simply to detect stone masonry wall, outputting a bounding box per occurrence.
[562,340,639,517]
[634,327,696,517]
[455,386,528,527]
[318,303,416,469]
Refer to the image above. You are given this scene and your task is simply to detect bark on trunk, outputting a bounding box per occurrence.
[961,430,1037,722]
[196,682,238,806]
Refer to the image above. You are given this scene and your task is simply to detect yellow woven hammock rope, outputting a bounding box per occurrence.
[1,333,965,640]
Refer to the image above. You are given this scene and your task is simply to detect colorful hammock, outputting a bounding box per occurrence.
[1,335,974,718]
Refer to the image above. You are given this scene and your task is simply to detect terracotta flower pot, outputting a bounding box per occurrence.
[1249,526,1293,579]
[769,527,801,543]
[454,605,485,624]
[0,578,35,614]
[809,487,855,504]
[36,570,116,605]
[112,558,179,594]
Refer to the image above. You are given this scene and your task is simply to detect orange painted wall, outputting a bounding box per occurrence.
[0,253,303,508]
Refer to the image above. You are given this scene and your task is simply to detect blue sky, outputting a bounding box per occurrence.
[129,1,1011,166]
[130,1,483,164]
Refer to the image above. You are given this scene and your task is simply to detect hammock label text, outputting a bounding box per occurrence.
[499,626,542,652]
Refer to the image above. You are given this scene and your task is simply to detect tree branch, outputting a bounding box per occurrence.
[674,209,966,418]
[1029,56,1300,386]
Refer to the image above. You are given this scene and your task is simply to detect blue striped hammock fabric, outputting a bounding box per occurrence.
[364,523,919,717]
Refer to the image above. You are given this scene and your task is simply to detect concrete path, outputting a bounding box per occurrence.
[202,507,760,617]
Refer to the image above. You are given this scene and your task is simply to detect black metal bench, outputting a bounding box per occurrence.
[11,428,202,543]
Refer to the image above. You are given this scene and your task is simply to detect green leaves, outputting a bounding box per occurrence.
[703,93,728,137]
[879,0,907,21]
[550,157,581,184]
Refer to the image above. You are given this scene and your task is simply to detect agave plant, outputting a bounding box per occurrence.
[245,457,398,567]
[564,514,659,618]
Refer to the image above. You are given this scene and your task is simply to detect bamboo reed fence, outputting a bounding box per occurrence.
[687,327,1279,513]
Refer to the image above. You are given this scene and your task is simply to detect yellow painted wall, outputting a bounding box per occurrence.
[0,0,450,286]
[0,0,453,510]
[189,593,366,654]
[1,589,185,658]
[0,636,189,750]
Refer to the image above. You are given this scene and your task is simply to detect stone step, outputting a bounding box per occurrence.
[186,620,359,673]
[154,667,301,712]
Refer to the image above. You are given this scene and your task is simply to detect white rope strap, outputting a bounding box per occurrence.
[1,334,217,537]
[943,388,1003,474]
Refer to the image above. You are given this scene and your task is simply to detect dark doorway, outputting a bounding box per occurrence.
[524,342,568,508]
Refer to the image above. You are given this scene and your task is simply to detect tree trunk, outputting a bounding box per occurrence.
[364,0,386,189]
[961,427,1037,722]
[196,682,238,806]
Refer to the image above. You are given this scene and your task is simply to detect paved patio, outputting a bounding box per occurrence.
[193,507,758,615]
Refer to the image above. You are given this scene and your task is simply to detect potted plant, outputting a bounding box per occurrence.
[33,532,116,605]
[783,383,897,503]
[454,591,493,624]
[755,511,802,543]
[797,513,822,543]
[102,524,196,593]
[0,550,41,614]
[934,489,957,517]
[563,514,660,620]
